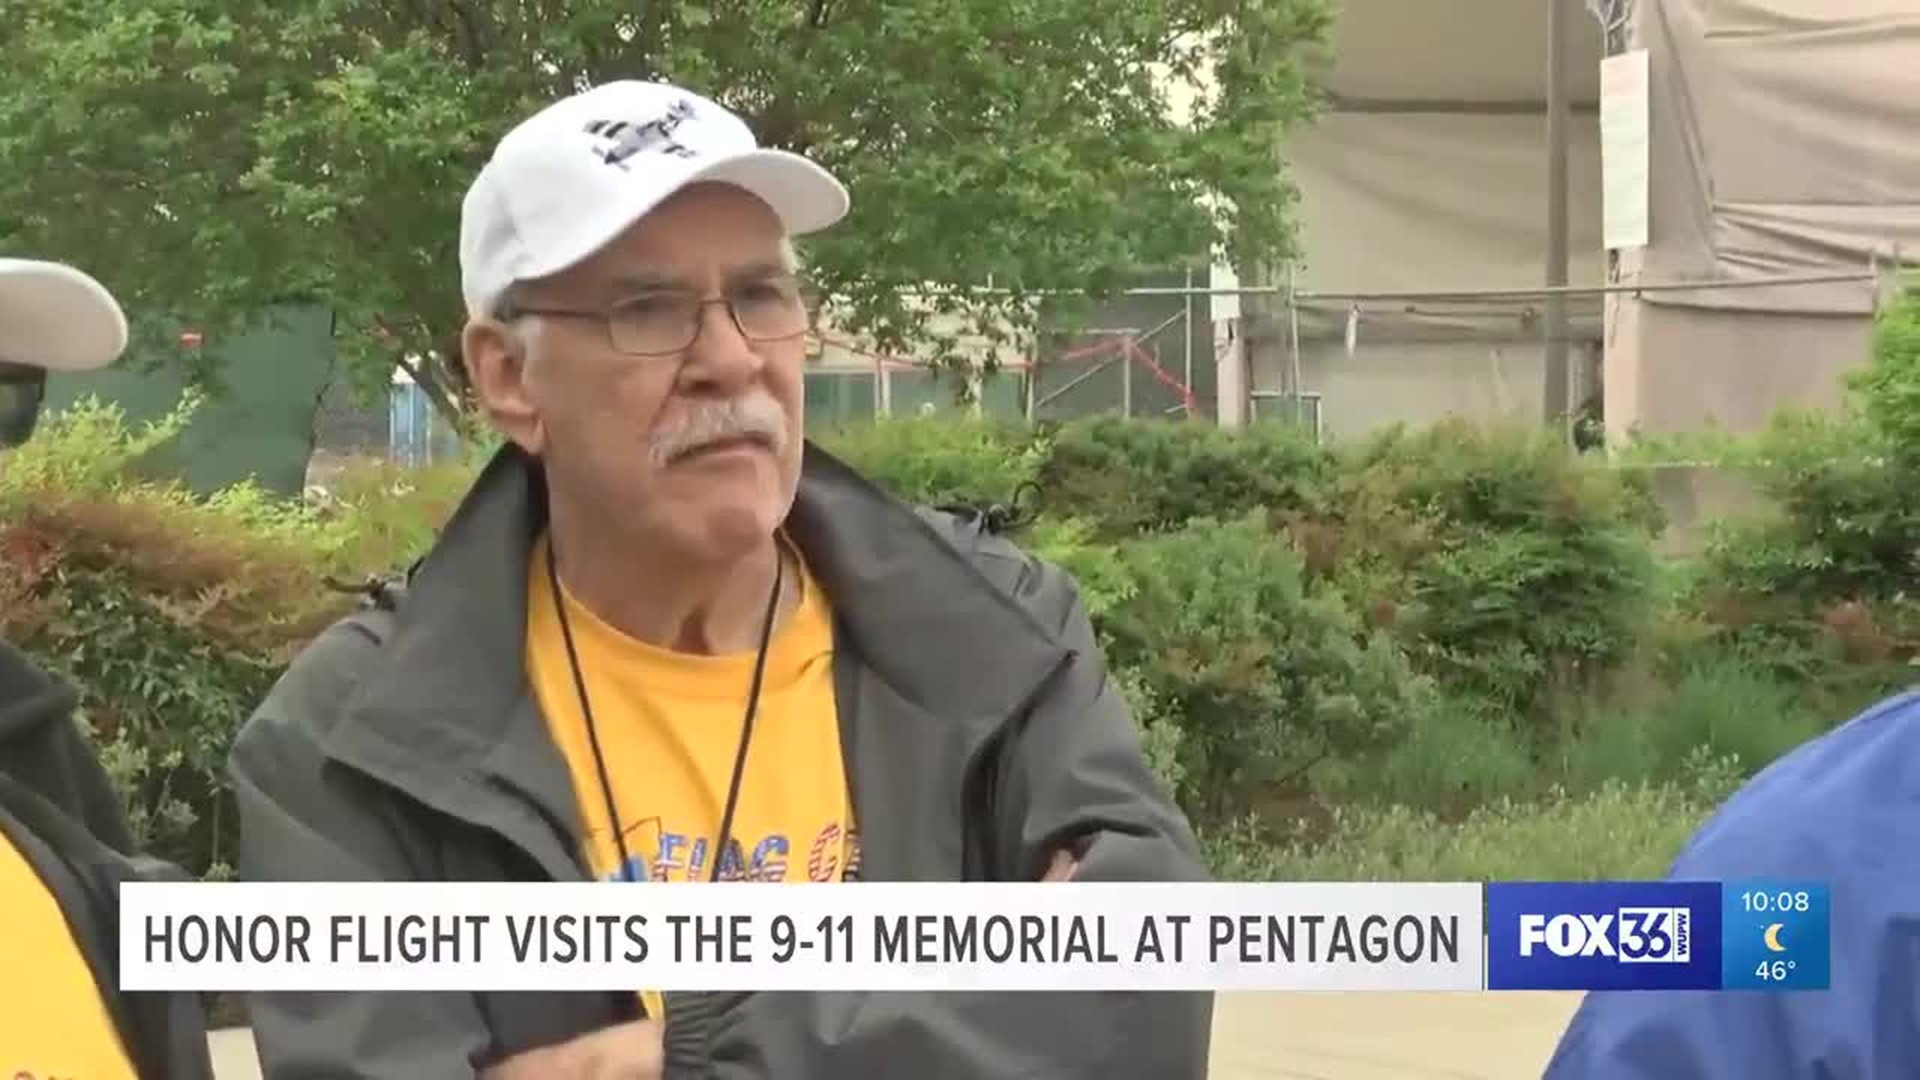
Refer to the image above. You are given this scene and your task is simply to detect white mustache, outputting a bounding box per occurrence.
[649,396,788,469]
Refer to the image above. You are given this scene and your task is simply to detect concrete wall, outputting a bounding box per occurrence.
[1300,341,1541,440]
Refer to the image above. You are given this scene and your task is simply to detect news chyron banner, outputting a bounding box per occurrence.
[117,880,1829,994]
[1484,880,1831,992]
[122,882,1490,993]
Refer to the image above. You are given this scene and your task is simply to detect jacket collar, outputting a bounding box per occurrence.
[321,440,1069,849]
[0,636,78,743]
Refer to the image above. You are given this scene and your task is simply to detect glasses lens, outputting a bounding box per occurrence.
[734,278,812,341]
[605,278,816,355]
[609,294,700,355]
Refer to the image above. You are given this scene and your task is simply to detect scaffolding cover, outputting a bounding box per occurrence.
[1634,0,1920,313]
[1286,110,1606,344]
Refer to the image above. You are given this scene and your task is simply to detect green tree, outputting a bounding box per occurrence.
[0,0,1328,422]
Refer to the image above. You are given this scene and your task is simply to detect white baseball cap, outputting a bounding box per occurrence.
[0,258,129,372]
[460,80,850,318]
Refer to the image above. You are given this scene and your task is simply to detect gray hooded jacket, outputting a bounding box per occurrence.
[1,638,214,1079]
[228,441,1213,1079]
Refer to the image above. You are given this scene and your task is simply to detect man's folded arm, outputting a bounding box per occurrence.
[227,630,494,1079]
[989,554,1214,1074]
[706,554,1213,1080]
[995,556,1209,888]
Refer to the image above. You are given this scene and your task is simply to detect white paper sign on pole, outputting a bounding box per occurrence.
[1600,49,1651,251]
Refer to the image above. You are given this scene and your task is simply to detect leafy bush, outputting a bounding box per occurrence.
[1039,414,1336,537]
[1112,664,1186,798]
[1847,282,1920,460]
[816,414,1045,509]
[1018,515,1137,621]
[1544,650,1828,793]
[1327,421,1663,717]
[827,412,1664,724]
[307,455,481,579]
[0,394,198,505]
[1311,695,1537,814]
[1101,513,1431,817]
[1,397,416,875]
[1701,414,1918,599]
[1689,288,1920,673]
[3,497,344,877]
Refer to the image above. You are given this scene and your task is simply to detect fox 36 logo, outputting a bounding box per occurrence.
[1518,907,1691,964]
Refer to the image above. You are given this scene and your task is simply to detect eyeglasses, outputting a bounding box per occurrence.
[502,274,819,357]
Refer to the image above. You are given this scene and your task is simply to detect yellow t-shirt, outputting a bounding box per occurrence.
[526,533,858,1019]
[0,825,140,1079]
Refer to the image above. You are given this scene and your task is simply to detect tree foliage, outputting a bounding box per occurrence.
[0,0,1328,418]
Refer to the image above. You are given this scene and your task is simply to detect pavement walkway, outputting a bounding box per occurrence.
[208,991,1582,1078]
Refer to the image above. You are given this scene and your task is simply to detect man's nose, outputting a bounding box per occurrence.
[678,300,761,390]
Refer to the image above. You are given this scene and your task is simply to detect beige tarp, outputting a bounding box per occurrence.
[1259,1,1612,434]
[1602,0,1919,442]
[1286,111,1605,344]
[1246,0,1916,438]
[1632,0,1919,314]
[1308,0,1602,102]
[1275,111,1607,435]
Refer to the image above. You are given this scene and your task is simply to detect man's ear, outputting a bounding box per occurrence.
[461,318,545,456]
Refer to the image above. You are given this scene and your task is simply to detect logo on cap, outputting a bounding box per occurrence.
[584,99,699,169]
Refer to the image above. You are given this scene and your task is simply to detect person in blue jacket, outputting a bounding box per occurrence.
[1544,687,1920,1077]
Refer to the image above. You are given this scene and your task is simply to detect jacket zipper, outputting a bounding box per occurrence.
[957,649,1074,882]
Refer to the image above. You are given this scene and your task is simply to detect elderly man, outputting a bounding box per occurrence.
[231,80,1212,1078]
[1,257,214,1077]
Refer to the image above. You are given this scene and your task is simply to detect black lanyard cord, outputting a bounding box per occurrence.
[547,536,786,885]
[707,545,785,883]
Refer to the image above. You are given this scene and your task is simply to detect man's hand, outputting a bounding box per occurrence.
[1041,847,1080,882]
[478,1019,663,1080]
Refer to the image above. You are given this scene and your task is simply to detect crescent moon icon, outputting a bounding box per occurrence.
[1763,923,1787,953]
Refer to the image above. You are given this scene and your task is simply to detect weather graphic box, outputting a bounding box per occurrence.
[1486,880,1830,991]
[1719,880,1830,991]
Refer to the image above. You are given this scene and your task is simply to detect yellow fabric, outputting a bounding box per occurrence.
[527,533,858,1021]
[0,827,139,1080]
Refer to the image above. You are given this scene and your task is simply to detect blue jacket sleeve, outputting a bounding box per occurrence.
[1543,689,1920,1079]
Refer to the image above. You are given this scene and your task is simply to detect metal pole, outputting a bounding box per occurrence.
[1544,0,1572,432]
[1287,262,1305,430]
[1025,356,1037,421]
[1183,266,1195,418]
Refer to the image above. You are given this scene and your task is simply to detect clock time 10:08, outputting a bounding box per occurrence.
[1740,890,1811,914]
